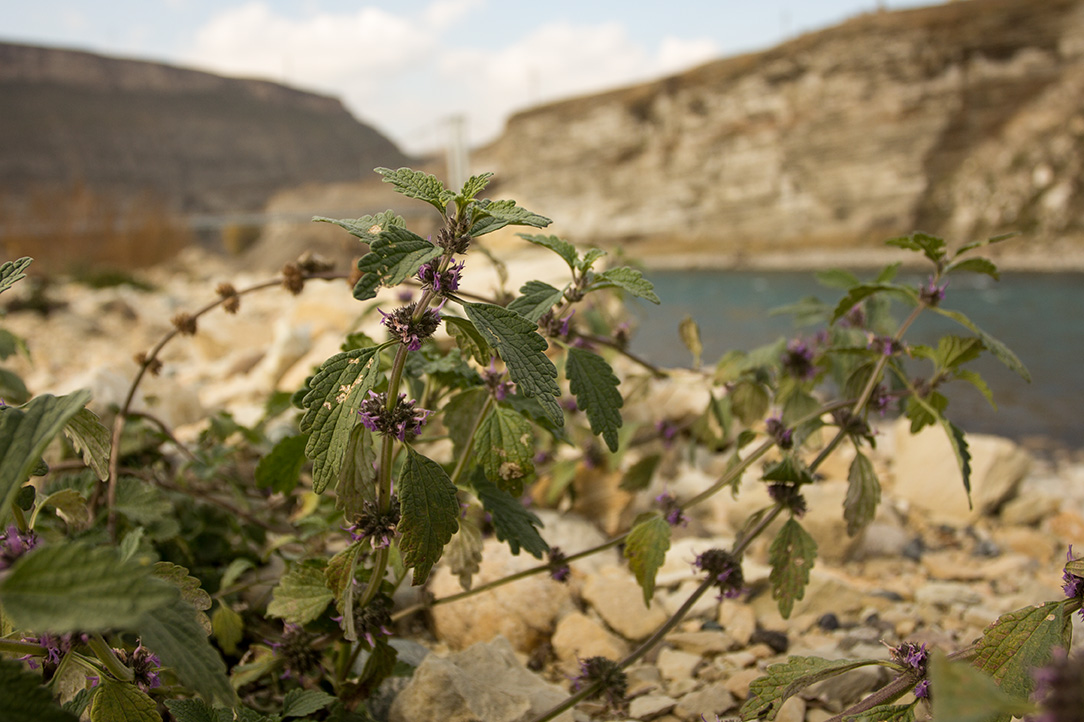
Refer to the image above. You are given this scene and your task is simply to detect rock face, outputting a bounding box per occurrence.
[479,0,1084,264]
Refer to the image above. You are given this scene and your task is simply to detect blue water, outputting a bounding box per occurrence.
[627,270,1084,449]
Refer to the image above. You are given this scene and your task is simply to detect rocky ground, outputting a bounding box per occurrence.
[4,246,1084,721]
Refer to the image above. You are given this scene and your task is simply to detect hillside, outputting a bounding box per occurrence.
[476,0,1084,267]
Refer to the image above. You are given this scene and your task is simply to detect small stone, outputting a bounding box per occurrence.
[582,566,669,641]
[923,551,987,581]
[914,581,983,607]
[551,612,629,670]
[818,613,841,631]
[628,693,676,720]
[626,665,663,697]
[750,629,789,654]
[674,685,736,720]
[902,537,924,561]
[666,630,734,656]
[656,647,701,683]
[1049,510,1084,545]
[723,668,763,699]
[718,599,756,646]
[776,695,806,722]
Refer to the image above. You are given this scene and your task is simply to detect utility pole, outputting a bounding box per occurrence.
[445,114,469,191]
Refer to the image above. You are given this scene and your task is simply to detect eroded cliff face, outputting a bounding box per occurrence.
[479,0,1084,263]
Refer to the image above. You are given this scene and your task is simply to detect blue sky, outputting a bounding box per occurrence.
[2,1,937,153]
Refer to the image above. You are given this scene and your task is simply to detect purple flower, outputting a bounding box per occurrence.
[781,339,818,380]
[694,548,744,599]
[0,525,37,570]
[347,498,400,550]
[1031,648,1084,722]
[765,416,793,450]
[380,302,442,351]
[891,642,930,699]
[269,624,321,680]
[656,491,687,527]
[868,335,903,357]
[840,304,867,329]
[655,419,679,448]
[482,361,516,401]
[19,633,76,670]
[547,547,571,583]
[1062,547,1084,619]
[417,260,464,294]
[869,384,892,415]
[572,656,627,711]
[919,276,947,306]
[117,642,162,692]
[768,483,807,517]
[358,391,431,442]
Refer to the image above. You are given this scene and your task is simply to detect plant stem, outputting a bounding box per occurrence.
[87,632,134,683]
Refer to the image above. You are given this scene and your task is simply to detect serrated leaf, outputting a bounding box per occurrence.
[624,514,670,606]
[0,542,175,632]
[137,596,235,705]
[325,541,363,606]
[443,387,490,460]
[930,651,1034,722]
[844,452,880,537]
[443,316,492,365]
[952,368,996,410]
[352,226,442,300]
[0,391,91,523]
[154,561,212,616]
[832,284,915,324]
[762,454,814,485]
[507,280,564,322]
[946,257,1000,280]
[281,689,336,719]
[816,268,862,290]
[165,699,219,722]
[956,232,1018,256]
[473,404,535,495]
[32,488,89,528]
[884,231,946,263]
[931,307,1030,382]
[255,433,310,494]
[211,603,244,656]
[904,391,947,434]
[375,167,453,214]
[946,418,972,504]
[89,679,159,722]
[313,210,405,244]
[0,658,78,722]
[300,347,382,493]
[0,257,32,295]
[62,407,110,481]
[588,266,660,304]
[729,380,769,427]
[469,198,551,236]
[769,519,817,619]
[118,527,146,563]
[114,477,174,530]
[444,511,484,589]
[463,302,562,426]
[566,347,623,452]
[843,701,918,722]
[398,447,460,585]
[517,233,578,269]
[458,172,494,201]
[679,316,702,369]
[933,335,986,371]
[473,473,548,558]
[971,600,1073,703]
[335,425,377,517]
[267,561,334,624]
[741,656,887,720]
[620,453,661,492]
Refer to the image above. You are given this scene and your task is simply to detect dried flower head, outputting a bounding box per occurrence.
[358,391,431,442]
[281,262,305,295]
[347,498,400,550]
[768,483,807,517]
[573,656,628,711]
[215,282,240,314]
[547,547,571,583]
[353,591,394,650]
[694,548,744,599]
[380,303,442,351]
[765,416,793,450]
[781,339,818,380]
[656,491,687,527]
[133,351,163,376]
[270,624,321,680]
[170,312,198,335]
[436,224,471,254]
[0,524,37,570]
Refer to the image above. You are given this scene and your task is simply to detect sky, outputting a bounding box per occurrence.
[2,1,938,155]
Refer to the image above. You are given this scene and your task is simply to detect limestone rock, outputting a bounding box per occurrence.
[627,693,676,720]
[674,685,736,721]
[581,565,670,641]
[551,612,629,669]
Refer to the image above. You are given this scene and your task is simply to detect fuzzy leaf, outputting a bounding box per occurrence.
[929,652,1034,722]
[445,511,484,589]
[164,699,218,722]
[971,600,1074,703]
[267,561,334,624]
[588,266,660,304]
[211,604,244,656]
[444,316,492,365]
[762,454,814,485]
[0,367,30,405]
[945,419,972,506]
[0,257,32,294]
[952,368,996,410]
[0,391,91,523]
[831,283,917,324]
[578,248,607,273]
[458,172,494,201]
[137,596,235,706]
[335,425,377,517]
[352,225,442,300]
[741,656,887,720]
[930,335,986,371]
[0,658,78,722]
[620,453,661,492]
[62,407,110,481]
[508,280,564,322]
[375,167,453,214]
[325,541,363,607]
[844,452,880,537]
[0,542,175,632]
[154,562,213,638]
[313,210,405,244]
[473,404,535,495]
[884,231,947,263]
[769,519,817,619]
[33,488,89,528]
[624,514,671,606]
[469,198,551,236]
[463,302,562,426]
[443,387,490,460]
[300,347,382,493]
[89,679,159,722]
[931,307,1030,382]
[398,447,460,585]
[842,701,918,722]
[281,689,336,719]
[729,380,769,427]
[255,432,309,494]
[517,233,579,269]
[816,268,862,290]
[566,347,623,452]
[473,473,548,558]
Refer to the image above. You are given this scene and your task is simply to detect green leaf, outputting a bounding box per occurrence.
[624,514,671,606]
[679,316,703,369]
[398,447,460,585]
[769,519,817,619]
[165,699,219,722]
[588,266,660,304]
[154,561,212,615]
[61,407,111,481]
[31,488,89,528]
[325,541,363,608]
[815,268,861,290]
[267,561,334,625]
[443,387,490,460]
[952,368,997,410]
[352,226,442,301]
[507,280,564,322]
[945,418,973,504]
[473,473,548,558]
[971,600,1074,703]
[469,198,551,236]
[443,316,493,365]
[335,425,377,517]
[444,511,484,589]
[884,231,947,263]
[955,232,1018,257]
[0,391,91,523]
[137,596,235,705]
[741,656,887,721]
[0,542,175,632]
[463,302,562,426]
[930,307,1030,382]
[281,689,336,719]
[313,210,405,244]
[517,233,578,269]
[211,603,244,656]
[620,453,661,492]
[904,391,947,434]
[566,347,623,452]
[114,477,175,536]
[762,454,814,485]
[89,679,159,722]
[473,404,535,495]
[0,658,78,722]
[832,284,916,324]
[0,257,32,295]
[844,452,880,537]
[929,651,1034,722]
[375,167,453,214]
[0,367,30,405]
[946,257,1000,280]
[842,701,918,722]
[255,432,309,494]
[730,380,769,427]
[931,335,986,371]
[458,172,494,201]
[300,347,382,493]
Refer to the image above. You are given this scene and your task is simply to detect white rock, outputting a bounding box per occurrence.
[581,566,670,641]
[628,693,676,720]
[551,612,629,669]
[656,647,701,683]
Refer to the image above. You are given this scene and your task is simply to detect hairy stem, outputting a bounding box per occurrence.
[87,632,134,683]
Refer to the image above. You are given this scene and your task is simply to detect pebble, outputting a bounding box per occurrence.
[627,694,676,719]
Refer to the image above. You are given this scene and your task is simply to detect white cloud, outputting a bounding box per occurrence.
[657,35,719,74]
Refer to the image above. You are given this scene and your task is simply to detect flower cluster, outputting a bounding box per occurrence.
[358,391,431,442]
[839,303,867,329]
[436,223,472,254]
[347,499,400,549]
[768,483,807,517]
[0,525,37,570]
[353,592,394,650]
[919,276,947,306]
[380,303,442,351]
[417,260,464,294]
[115,642,162,692]
[890,642,930,698]
[1031,648,1084,722]
[1061,546,1084,619]
[656,491,687,527]
[539,309,575,340]
[694,548,744,599]
[781,339,818,380]
[270,624,321,680]
[573,656,628,711]
[765,416,793,450]
[547,547,571,583]
[482,362,516,401]
[868,335,904,357]
[20,632,77,673]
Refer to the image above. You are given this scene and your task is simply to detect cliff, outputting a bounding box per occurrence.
[478,0,1084,266]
